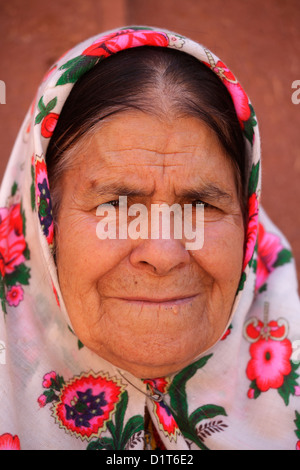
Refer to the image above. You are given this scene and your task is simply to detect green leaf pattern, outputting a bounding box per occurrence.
[168,354,227,449]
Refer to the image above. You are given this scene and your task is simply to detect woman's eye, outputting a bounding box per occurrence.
[95,200,120,214]
[108,200,119,207]
[192,200,214,210]
[100,199,119,207]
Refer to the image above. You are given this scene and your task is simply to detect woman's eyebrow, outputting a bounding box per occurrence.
[86,181,155,198]
[177,184,234,203]
[85,180,233,203]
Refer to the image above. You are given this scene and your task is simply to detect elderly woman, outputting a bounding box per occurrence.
[0,27,300,451]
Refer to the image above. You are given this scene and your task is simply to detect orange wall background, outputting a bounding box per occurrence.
[1,0,300,282]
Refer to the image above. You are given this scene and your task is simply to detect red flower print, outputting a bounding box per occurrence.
[144,377,169,393]
[297,441,300,451]
[53,372,124,440]
[243,193,259,271]
[212,60,236,83]
[246,338,292,392]
[0,204,27,277]
[144,378,180,442]
[41,112,59,139]
[0,433,21,450]
[256,223,283,290]
[35,96,58,139]
[82,29,168,58]
[244,317,289,344]
[6,285,24,307]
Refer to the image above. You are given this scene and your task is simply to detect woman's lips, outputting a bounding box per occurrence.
[115,295,198,306]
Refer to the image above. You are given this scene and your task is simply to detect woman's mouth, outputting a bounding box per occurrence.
[115,295,198,307]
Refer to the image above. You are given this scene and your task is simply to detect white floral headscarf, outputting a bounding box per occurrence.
[1,27,300,451]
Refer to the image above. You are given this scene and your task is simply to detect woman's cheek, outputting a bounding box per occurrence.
[58,211,119,267]
[193,219,244,281]
[74,238,134,283]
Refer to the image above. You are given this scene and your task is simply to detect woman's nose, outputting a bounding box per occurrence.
[129,238,190,275]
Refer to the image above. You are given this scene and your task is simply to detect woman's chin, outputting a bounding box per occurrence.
[87,334,210,379]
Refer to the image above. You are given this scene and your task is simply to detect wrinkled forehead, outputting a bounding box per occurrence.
[60,112,240,212]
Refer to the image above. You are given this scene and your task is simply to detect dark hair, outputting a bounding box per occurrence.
[46,46,247,219]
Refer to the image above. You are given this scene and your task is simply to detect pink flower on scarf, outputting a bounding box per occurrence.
[37,394,47,408]
[0,204,26,277]
[6,285,24,307]
[206,59,251,127]
[223,80,251,128]
[243,193,259,271]
[0,433,21,450]
[246,338,292,392]
[42,371,57,388]
[256,223,283,290]
[82,29,168,58]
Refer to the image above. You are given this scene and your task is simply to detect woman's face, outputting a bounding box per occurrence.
[56,111,244,378]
